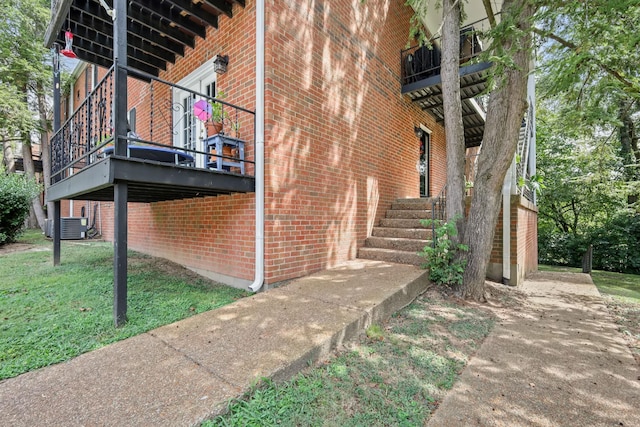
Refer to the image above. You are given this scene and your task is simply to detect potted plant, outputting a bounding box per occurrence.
[206,91,228,137]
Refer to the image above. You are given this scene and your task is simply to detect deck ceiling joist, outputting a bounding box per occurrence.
[45,0,244,77]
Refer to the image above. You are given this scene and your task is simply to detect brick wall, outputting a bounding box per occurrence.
[262,0,443,282]
[517,197,538,280]
[95,0,446,286]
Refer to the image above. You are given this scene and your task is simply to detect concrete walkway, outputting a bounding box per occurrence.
[0,260,428,426]
[428,272,640,427]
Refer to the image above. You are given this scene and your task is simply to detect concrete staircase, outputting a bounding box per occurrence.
[358,198,433,266]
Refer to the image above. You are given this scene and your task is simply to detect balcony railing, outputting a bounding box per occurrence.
[401,19,491,87]
[50,66,256,185]
[51,66,114,182]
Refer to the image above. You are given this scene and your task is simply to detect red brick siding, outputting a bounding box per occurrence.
[262,0,444,282]
[517,197,538,277]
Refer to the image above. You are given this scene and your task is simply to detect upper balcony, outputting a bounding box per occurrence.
[401,20,493,148]
[47,66,256,204]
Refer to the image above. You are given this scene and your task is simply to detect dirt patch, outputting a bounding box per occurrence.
[128,254,225,289]
[0,243,37,256]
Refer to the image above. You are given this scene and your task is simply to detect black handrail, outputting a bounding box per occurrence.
[431,185,446,248]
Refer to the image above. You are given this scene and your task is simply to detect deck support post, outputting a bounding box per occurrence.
[52,44,61,266]
[113,0,129,327]
[53,200,61,265]
[113,182,128,327]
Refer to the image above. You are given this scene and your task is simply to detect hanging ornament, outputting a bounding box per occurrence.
[61,29,77,59]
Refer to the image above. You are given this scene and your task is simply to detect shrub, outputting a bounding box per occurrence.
[590,210,640,274]
[539,210,640,274]
[419,216,468,288]
[0,171,40,245]
[538,228,587,267]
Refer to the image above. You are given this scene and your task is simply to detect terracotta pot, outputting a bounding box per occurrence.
[209,146,234,159]
[206,121,223,136]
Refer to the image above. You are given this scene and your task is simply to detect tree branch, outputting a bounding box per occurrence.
[481,0,497,28]
[533,27,639,94]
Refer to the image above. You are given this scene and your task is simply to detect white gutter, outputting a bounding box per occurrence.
[248,0,265,292]
[502,157,516,285]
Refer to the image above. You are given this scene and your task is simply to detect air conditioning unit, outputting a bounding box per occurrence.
[45,217,88,240]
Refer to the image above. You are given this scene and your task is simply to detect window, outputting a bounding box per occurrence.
[418,126,431,197]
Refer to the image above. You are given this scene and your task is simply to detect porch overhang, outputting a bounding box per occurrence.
[402,62,491,148]
[45,0,245,76]
[46,157,255,203]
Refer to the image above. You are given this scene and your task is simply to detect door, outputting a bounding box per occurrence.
[173,63,217,168]
[419,131,430,197]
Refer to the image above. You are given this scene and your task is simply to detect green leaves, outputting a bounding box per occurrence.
[0,170,40,245]
[0,0,52,137]
[419,216,468,288]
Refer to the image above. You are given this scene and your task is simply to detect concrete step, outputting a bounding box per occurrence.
[372,227,432,240]
[379,218,430,229]
[358,247,425,266]
[365,236,429,252]
[391,198,434,211]
[386,209,433,220]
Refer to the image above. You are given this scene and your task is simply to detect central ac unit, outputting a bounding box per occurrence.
[45,217,88,240]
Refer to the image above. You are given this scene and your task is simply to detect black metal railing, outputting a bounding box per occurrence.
[431,184,446,248]
[51,66,115,182]
[401,18,492,86]
[50,66,256,184]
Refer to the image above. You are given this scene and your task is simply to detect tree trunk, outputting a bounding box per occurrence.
[461,0,534,300]
[2,138,16,172]
[441,0,466,232]
[21,136,47,231]
[37,81,54,216]
[619,99,638,205]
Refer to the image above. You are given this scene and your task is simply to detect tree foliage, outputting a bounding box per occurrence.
[0,170,40,245]
[0,0,52,136]
[0,0,53,229]
[534,0,640,272]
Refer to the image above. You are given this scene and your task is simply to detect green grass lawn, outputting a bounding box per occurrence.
[0,229,247,380]
[205,293,494,426]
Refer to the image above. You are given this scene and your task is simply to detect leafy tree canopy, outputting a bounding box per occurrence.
[0,0,52,138]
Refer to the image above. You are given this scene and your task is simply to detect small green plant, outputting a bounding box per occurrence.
[420,216,468,287]
[208,90,229,124]
[366,323,385,341]
[517,173,545,195]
